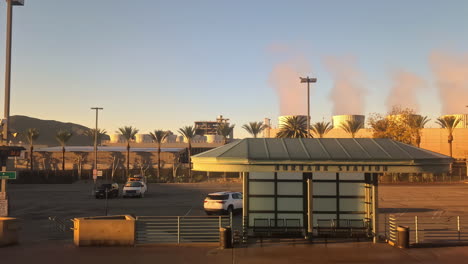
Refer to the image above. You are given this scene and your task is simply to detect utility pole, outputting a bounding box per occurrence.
[300,76,317,138]
[1,0,24,202]
[91,107,103,183]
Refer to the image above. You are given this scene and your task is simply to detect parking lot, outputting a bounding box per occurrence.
[5,182,468,243]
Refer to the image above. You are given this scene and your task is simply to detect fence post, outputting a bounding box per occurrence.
[230,211,233,227]
[177,216,180,244]
[415,216,419,244]
[457,216,461,242]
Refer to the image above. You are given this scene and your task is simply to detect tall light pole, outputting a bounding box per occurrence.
[1,0,24,197]
[91,107,103,182]
[300,76,317,138]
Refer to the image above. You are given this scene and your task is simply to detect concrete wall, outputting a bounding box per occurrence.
[73,215,135,246]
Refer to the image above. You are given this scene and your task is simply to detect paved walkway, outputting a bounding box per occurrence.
[2,240,468,264]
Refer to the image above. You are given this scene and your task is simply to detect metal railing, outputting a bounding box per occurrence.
[135,215,231,244]
[384,214,468,246]
[48,216,73,240]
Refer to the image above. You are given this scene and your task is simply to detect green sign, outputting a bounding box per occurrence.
[0,171,16,180]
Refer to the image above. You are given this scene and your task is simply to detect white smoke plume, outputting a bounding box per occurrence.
[268,45,312,116]
[386,70,426,112]
[430,51,468,114]
[324,56,366,115]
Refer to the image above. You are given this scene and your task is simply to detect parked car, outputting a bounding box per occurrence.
[204,192,242,215]
[122,181,147,198]
[95,183,119,199]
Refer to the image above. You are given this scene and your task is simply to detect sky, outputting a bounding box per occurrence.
[0,0,467,138]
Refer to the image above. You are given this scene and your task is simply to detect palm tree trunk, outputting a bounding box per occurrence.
[127,142,130,177]
[30,144,34,172]
[157,142,161,180]
[449,139,453,157]
[188,141,192,181]
[62,146,65,170]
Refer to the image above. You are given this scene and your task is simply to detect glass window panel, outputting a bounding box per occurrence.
[339,214,366,220]
[339,182,365,196]
[277,172,303,180]
[249,197,275,211]
[249,182,274,195]
[339,172,364,180]
[313,214,337,227]
[313,182,336,195]
[249,213,275,227]
[249,172,274,179]
[313,198,337,211]
[277,213,303,227]
[277,198,303,211]
[313,172,337,180]
[277,182,303,195]
[340,198,366,212]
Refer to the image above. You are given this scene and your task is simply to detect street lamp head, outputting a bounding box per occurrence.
[300,77,317,83]
[9,0,24,6]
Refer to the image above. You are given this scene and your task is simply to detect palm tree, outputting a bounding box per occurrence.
[276,116,308,138]
[242,122,265,138]
[178,126,196,180]
[410,116,430,148]
[311,121,333,138]
[149,130,168,180]
[117,126,139,177]
[55,130,73,170]
[436,116,460,157]
[26,128,39,172]
[84,128,108,146]
[339,120,364,138]
[217,123,235,144]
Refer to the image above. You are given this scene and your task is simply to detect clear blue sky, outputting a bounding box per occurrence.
[0,0,467,138]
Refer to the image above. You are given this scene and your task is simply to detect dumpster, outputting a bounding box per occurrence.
[219,227,232,249]
[0,217,20,247]
[397,226,409,249]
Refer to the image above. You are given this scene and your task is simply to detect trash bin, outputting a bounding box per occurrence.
[397,226,409,249]
[219,227,232,249]
[0,217,20,247]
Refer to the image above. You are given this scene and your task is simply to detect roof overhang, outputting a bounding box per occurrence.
[192,138,453,174]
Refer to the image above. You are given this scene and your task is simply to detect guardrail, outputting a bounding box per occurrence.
[135,215,231,244]
[384,214,468,246]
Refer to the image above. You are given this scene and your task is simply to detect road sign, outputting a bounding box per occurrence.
[97,170,103,177]
[0,171,16,180]
[93,169,98,180]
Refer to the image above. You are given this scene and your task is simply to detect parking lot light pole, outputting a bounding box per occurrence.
[1,0,24,198]
[300,76,317,138]
[91,107,103,183]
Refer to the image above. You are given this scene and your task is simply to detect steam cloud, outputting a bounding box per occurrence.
[324,56,366,115]
[386,70,426,112]
[268,47,311,116]
[430,51,468,114]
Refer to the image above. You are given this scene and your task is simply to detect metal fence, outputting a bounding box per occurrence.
[136,215,231,245]
[48,216,73,240]
[384,214,468,246]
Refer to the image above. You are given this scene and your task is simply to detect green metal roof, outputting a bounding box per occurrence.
[192,138,453,173]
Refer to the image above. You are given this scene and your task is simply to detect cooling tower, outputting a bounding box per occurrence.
[110,134,123,143]
[278,115,308,128]
[440,114,468,128]
[332,115,365,128]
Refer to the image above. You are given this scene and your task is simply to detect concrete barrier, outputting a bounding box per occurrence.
[73,215,135,246]
[0,217,20,247]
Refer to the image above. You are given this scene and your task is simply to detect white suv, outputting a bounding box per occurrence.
[123,181,147,198]
[204,192,243,215]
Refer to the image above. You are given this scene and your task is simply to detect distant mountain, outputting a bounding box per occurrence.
[9,115,110,147]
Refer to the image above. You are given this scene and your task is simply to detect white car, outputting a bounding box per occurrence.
[122,181,147,198]
[204,192,243,215]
